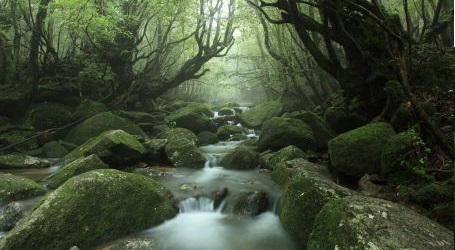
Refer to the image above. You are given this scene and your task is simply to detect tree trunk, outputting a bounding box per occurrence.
[29,0,51,86]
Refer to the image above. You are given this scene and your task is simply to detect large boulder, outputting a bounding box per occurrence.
[44,155,110,189]
[64,112,146,145]
[216,125,247,141]
[328,122,396,179]
[263,145,307,170]
[166,103,216,134]
[159,128,199,146]
[380,131,422,175]
[197,131,219,146]
[308,196,454,250]
[0,173,45,205]
[30,103,73,130]
[220,146,259,169]
[277,159,352,247]
[0,154,51,169]
[72,100,108,120]
[41,141,69,158]
[287,111,335,150]
[33,82,80,105]
[258,117,316,152]
[238,101,282,129]
[0,169,178,250]
[142,139,169,165]
[64,130,146,167]
[164,139,206,169]
[232,190,269,216]
[324,107,368,134]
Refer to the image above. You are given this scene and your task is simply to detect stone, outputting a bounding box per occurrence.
[220,146,259,170]
[64,112,146,145]
[288,111,335,151]
[44,155,110,189]
[307,196,454,250]
[0,169,178,250]
[142,139,169,165]
[159,128,199,146]
[41,141,69,158]
[257,117,316,152]
[0,85,29,117]
[166,103,216,134]
[0,173,45,205]
[0,202,23,231]
[30,103,73,130]
[164,139,206,169]
[264,145,307,170]
[233,190,269,216]
[328,122,396,179]
[106,238,158,250]
[380,131,422,175]
[218,107,235,116]
[64,130,146,167]
[197,131,219,146]
[324,107,368,134]
[239,101,282,129]
[216,125,247,141]
[72,100,108,120]
[0,154,51,169]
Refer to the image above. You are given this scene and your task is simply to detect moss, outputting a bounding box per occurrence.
[238,139,258,151]
[44,155,109,189]
[0,128,39,152]
[197,131,219,146]
[64,112,146,145]
[328,122,395,179]
[0,169,178,250]
[114,110,160,124]
[159,128,199,146]
[220,146,259,169]
[266,145,307,170]
[0,153,51,169]
[232,190,269,216]
[41,141,69,158]
[164,139,205,168]
[239,101,282,128]
[0,173,45,205]
[217,107,235,116]
[30,103,73,130]
[380,131,415,174]
[289,111,335,151]
[411,181,454,208]
[324,107,368,134]
[216,125,247,141]
[166,103,215,133]
[258,117,316,152]
[72,100,108,120]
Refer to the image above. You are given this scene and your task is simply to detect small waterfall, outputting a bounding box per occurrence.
[179,197,215,213]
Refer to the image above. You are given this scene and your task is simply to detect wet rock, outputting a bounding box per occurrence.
[0,173,45,205]
[159,128,199,146]
[258,117,316,152]
[0,202,23,231]
[133,167,176,179]
[238,101,282,129]
[164,139,206,168]
[166,103,216,134]
[41,141,69,158]
[211,187,228,209]
[72,100,108,120]
[263,145,307,170]
[324,107,368,134]
[358,174,384,197]
[233,190,269,216]
[197,131,219,146]
[308,196,454,250]
[30,103,73,130]
[0,169,178,250]
[44,155,110,189]
[220,146,259,170]
[328,122,395,179]
[64,130,146,167]
[0,153,52,169]
[216,125,247,141]
[218,107,235,116]
[64,112,146,145]
[142,139,169,165]
[238,139,258,151]
[106,238,158,250]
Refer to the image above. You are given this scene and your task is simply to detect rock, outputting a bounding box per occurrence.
[33,82,79,105]
[72,100,108,120]
[197,131,219,146]
[0,153,52,169]
[257,117,316,152]
[64,130,146,167]
[411,181,454,208]
[233,190,269,216]
[358,174,384,197]
[0,85,29,117]
[142,139,169,165]
[0,173,45,205]
[30,103,73,130]
[380,131,422,175]
[164,139,206,169]
[0,128,40,152]
[166,103,216,134]
[307,196,454,250]
[0,169,178,250]
[287,111,335,151]
[114,110,159,124]
[216,125,247,141]
[238,139,258,151]
[64,112,146,145]
[44,155,110,189]
[239,101,282,129]
[328,122,396,179]
[324,107,368,134]
[218,107,235,116]
[264,145,307,170]
[41,141,69,158]
[228,134,249,141]
[159,128,199,146]
[106,238,158,250]
[220,146,259,169]
[210,187,228,210]
[0,202,23,231]
[277,159,351,247]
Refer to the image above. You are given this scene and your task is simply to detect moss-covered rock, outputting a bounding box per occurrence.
[0,202,23,231]
[228,134,249,141]
[0,154,51,169]
[41,141,69,158]
[0,128,39,152]
[0,169,178,250]
[142,139,169,165]
[238,101,282,129]
[288,111,335,151]
[197,131,219,146]
[220,146,259,169]
[44,155,109,189]
[64,130,146,167]
[0,174,45,205]
[232,190,269,216]
[30,103,73,130]
[72,100,108,120]
[238,139,258,151]
[159,128,199,146]
[104,238,158,250]
[307,196,454,250]
[114,110,160,124]
[258,117,316,152]
[0,85,29,117]
[166,103,216,134]
[328,122,395,179]
[216,125,247,141]
[64,112,146,145]
[33,82,80,105]
[411,181,454,208]
[264,145,307,170]
[218,107,235,116]
[324,107,368,134]
[164,139,205,168]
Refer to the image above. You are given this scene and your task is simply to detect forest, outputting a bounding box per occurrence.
[0,0,454,249]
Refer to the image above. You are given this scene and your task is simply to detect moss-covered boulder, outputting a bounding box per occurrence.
[30,103,73,130]
[411,181,454,208]
[166,104,216,134]
[238,139,258,151]
[232,190,269,216]
[44,155,109,189]
[238,101,282,129]
[380,131,423,175]
[197,131,219,146]
[104,238,158,250]
[33,82,80,105]
[220,146,259,169]
[0,154,51,169]
[264,145,307,170]
[324,107,368,134]
[0,128,40,152]
[64,130,146,167]
[64,112,146,145]
[328,122,395,179]
[159,128,199,146]
[307,196,454,250]
[41,141,69,158]
[142,139,169,165]
[72,100,108,120]
[258,117,316,152]
[0,202,23,231]
[216,125,247,141]
[0,169,178,250]
[218,107,235,116]
[164,139,206,169]
[277,159,351,247]
[0,174,45,205]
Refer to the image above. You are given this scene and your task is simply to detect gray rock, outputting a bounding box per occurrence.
[233,190,269,216]
[0,202,23,231]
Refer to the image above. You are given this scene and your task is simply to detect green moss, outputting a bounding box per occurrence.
[0,153,51,169]
[73,100,108,120]
[220,146,259,169]
[411,181,454,208]
[164,139,205,168]
[45,155,109,189]
[30,103,73,130]
[239,101,282,128]
[41,141,69,158]
[197,131,219,146]
[266,145,307,170]
[166,103,215,133]
[0,173,45,205]
[0,169,178,250]
[289,111,335,151]
[159,128,199,146]
[216,125,247,141]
